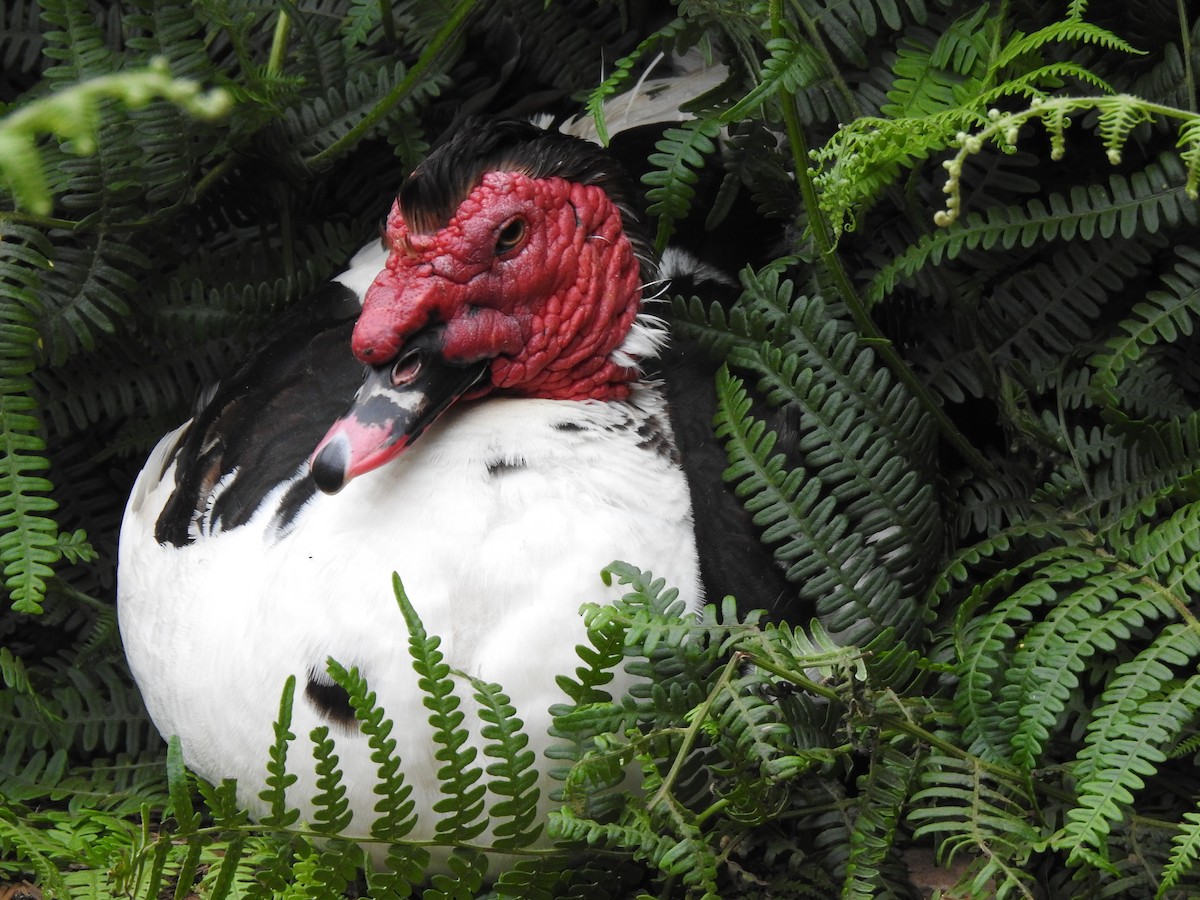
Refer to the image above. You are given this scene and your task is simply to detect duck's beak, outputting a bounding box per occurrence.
[308,326,488,494]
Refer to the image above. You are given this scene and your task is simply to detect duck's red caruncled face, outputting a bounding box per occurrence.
[354,170,642,400]
[309,170,644,493]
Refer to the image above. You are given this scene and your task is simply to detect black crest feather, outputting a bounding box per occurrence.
[398,118,654,273]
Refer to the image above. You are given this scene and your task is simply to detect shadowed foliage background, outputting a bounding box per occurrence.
[5,0,1200,896]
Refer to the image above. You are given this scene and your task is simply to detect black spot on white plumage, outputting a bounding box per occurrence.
[486,457,527,477]
[636,412,681,465]
[305,668,359,732]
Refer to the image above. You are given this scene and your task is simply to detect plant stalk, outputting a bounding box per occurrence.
[769,0,995,479]
[267,11,291,78]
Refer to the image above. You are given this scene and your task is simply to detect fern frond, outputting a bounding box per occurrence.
[258,675,300,829]
[307,725,353,835]
[710,265,939,645]
[982,237,1150,388]
[0,388,60,615]
[393,572,487,844]
[0,56,227,213]
[424,848,488,900]
[1062,623,1200,861]
[1001,568,1175,769]
[953,544,1106,764]
[585,16,691,146]
[994,18,1143,70]
[842,743,922,899]
[907,753,1040,899]
[1160,810,1200,898]
[643,117,722,251]
[466,673,543,850]
[0,0,42,72]
[1091,244,1200,409]
[874,152,1198,303]
[323,658,417,840]
[882,33,974,119]
[801,0,926,68]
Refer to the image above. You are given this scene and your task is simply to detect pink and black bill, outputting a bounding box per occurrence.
[309,326,489,494]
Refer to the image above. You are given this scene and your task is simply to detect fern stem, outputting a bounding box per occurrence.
[785,0,859,118]
[769,2,995,479]
[0,210,81,231]
[379,0,397,46]
[304,0,479,171]
[266,11,291,79]
[1179,0,1197,113]
[745,646,1033,787]
[648,654,741,813]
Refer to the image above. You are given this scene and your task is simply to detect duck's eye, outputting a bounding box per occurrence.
[495,217,527,256]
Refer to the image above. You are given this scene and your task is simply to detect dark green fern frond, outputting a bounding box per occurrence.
[0,0,42,74]
[1062,622,1200,863]
[842,743,924,899]
[1161,810,1200,898]
[953,543,1105,764]
[999,566,1176,770]
[194,777,250,900]
[466,673,543,850]
[871,152,1199,304]
[1091,244,1200,412]
[585,16,692,146]
[907,753,1040,899]
[308,726,353,835]
[323,659,417,840]
[38,235,146,365]
[258,675,300,830]
[708,264,939,647]
[982,237,1153,390]
[424,848,488,900]
[282,59,443,168]
[883,5,992,119]
[0,222,67,615]
[798,0,929,70]
[644,118,722,252]
[393,572,487,845]
[0,382,60,616]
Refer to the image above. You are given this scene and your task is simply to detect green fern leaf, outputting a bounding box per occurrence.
[907,753,1040,898]
[643,118,722,251]
[883,33,972,118]
[1001,567,1174,770]
[0,222,62,614]
[258,675,300,829]
[843,744,923,899]
[323,659,418,840]
[1091,245,1200,408]
[424,848,488,900]
[585,16,690,146]
[393,572,487,844]
[954,545,1104,764]
[1062,623,1200,861]
[465,673,543,850]
[308,725,353,835]
[870,153,1198,304]
[0,389,60,614]
[1160,810,1200,898]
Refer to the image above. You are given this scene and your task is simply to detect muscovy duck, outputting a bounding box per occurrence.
[118,117,752,850]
